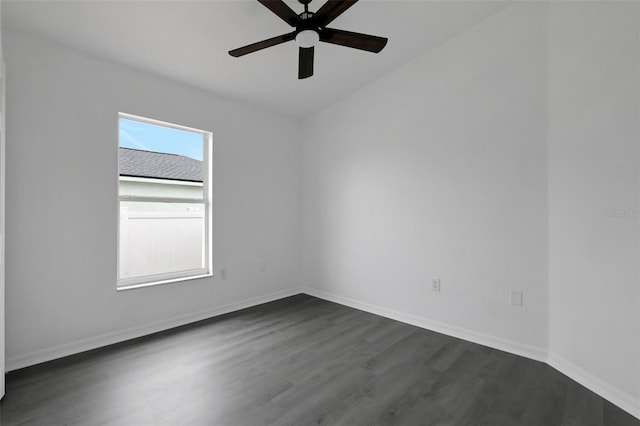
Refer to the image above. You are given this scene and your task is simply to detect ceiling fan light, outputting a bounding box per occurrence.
[295,30,319,48]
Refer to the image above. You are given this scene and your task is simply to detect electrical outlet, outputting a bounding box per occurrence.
[260,260,267,272]
[510,290,523,307]
[220,269,227,280]
[431,278,441,292]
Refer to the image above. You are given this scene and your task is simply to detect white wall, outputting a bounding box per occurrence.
[547,1,640,415]
[4,30,302,369]
[302,3,549,358]
[0,0,6,398]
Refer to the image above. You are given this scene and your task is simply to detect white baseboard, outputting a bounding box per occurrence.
[6,287,300,372]
[548,352,640,420]
[302,287,547,362]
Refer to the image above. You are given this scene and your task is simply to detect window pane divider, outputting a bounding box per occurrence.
[119,195,204,204]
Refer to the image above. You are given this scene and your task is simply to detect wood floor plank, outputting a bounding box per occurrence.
[1,294,638,426]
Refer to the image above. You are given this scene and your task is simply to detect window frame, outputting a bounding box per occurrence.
[116,112,213,290]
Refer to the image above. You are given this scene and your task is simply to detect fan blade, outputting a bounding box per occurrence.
[320,28,387,53]
[314,0,358,26]
[299,47,314,79]
[258,0,301,27]
[229,32,295,57]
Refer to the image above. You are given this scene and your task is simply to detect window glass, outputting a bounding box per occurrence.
[117,114,211,289]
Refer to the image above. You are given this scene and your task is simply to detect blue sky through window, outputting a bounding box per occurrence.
[119,118,204,161]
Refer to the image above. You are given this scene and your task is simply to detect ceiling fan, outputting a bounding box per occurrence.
[229,0,388,79]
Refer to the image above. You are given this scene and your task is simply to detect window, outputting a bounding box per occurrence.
[117,113,212,289]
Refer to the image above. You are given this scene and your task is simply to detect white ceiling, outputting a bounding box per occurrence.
[3,0,509,118]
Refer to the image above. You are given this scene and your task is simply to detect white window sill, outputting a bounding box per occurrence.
[117,272,213,291]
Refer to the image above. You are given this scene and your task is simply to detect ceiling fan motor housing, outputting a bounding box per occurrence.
[296,9,320,47]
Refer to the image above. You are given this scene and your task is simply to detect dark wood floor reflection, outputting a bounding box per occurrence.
[0,294,638,425]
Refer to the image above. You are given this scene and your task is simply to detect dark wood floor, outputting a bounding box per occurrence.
[0,294,638,426]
